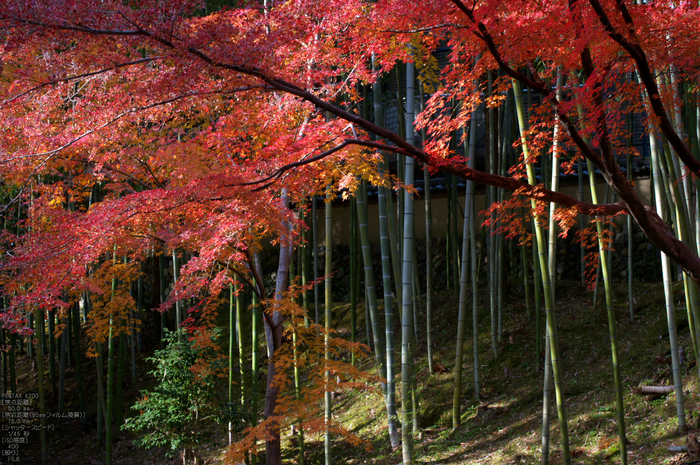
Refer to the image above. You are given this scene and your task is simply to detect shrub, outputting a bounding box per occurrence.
[123,328,242,465]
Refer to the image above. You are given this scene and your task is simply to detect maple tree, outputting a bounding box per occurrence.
[1,0,700,464]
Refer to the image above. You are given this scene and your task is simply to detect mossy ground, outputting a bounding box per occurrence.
[11,280,700,464]
[300,280,699,465]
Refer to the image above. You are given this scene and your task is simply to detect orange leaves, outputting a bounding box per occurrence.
[551,207,580,239]
[85,257,139,345]
[483,195,534,245]
[220,282,378,463]
[577,221,616,289]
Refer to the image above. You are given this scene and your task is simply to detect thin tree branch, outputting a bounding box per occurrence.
[244,247,275,331]
[0,86,264,212]
[239,139,410,191]
[1,14,146,36]
[1,57,162,106]
[10,10,700,284]
[586,0,698,175]
[450,0,700,285]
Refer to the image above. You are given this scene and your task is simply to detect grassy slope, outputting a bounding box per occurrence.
[313,281,699,465]
[12,280,700,464]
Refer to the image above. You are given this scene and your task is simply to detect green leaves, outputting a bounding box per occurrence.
[122,328,242,455]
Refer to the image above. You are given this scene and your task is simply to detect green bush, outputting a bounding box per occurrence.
[123,328,243,464]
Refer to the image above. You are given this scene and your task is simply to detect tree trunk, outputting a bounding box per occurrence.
[264,190,292,465]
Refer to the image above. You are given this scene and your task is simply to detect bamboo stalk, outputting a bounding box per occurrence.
[324,187,333,465]
[513,79,570,464]
[454,93,479,426]
[401,60,417,465]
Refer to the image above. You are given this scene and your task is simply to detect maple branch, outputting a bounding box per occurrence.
[130,156,167,190]
[204,59,635,217]
[244,247,275,331]
[449,2,607,166]
[1,57,162,106]
[225,265,258,302]
[586,0,698,176]
[2,88,261,164]
[0,87,262,211]
[380,23,466,33]
[240,139,410,191]
[12,11,700,283]
[449,0,700,285]
[103,165,159,191]
[1,15,146,36]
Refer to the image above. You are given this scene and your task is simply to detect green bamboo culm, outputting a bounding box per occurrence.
[377,171,400,447]
[625,113,635,320]
[105,250,118,465]
[324,187,333,465]
[658,130,700,369]
[313,195,320,326]
[400,59,417,465]
[372,53,400,448]
[28,313,33,359]
[577,155,586,286]
[420,80,434,376]
[293,323,304,464]
[395,64,406,275]
[116,261,127,428]
[470,192,480,403]
[575,82,629,459]
[136,274,143,352]
[356,180,387,386]
[584,154,628,463]
[72,301,87,423]
[48,309,56,404]
[301,206,311,329]
[129,308,137,381]
[547,71,564,299]
[350,196,358,366]
[228,283,236,445]
[36,307,48,465]
[487,71,499,358]
[96,339,104,448]
[446,176,452,290]
[450,173,460,296]
[424,160,434,374]
[159,252,167,349]
[644,69,689,423]
[173,250,182,329]
[512,79,570,465]
[251,289,260,465]
[58,314,68,413]
[453,96,479,427]
[288,240,305,465]
[90,289,105,449]
[540,71,564,465]
[236,282,246,409]
[649,121,687,433]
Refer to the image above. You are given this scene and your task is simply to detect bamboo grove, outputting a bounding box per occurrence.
[1,0,700,464]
